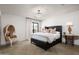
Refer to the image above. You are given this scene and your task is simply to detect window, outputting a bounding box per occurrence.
[32,22,39,33]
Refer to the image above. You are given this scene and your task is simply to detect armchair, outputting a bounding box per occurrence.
[3,25,17,47]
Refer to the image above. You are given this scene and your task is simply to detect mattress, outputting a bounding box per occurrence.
[31,32,60,43]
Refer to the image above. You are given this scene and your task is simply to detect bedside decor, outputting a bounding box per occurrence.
[66,22,73,34]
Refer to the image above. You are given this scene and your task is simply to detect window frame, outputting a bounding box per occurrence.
[32,22,39,33]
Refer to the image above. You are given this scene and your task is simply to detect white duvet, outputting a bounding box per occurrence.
[31,32,60,43]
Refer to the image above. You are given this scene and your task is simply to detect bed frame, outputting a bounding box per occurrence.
[31,26,62,50]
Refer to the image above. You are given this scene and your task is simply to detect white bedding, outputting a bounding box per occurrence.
[31,32,60,43]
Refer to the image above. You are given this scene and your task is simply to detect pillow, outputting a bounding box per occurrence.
[41,28,49,33]
[45,29,50,33]
[41,28,45,32]
[53,28,56,31]
[49,28,53,33]
[56,31,60,34]
[49,28,56,33]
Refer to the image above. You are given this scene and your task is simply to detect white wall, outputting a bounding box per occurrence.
[1,14,26,45]
[0,14,42,45]
[0,16,1,45]
[42,11,79,45]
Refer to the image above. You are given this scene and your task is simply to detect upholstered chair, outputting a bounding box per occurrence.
[3,25,17,47]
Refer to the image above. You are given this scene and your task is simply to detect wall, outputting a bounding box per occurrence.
[1,14,26,45]
[0,14,42,45]
[0,15,1,44]
[41,11,79,45]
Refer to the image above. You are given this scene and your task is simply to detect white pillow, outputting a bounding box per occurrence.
[41,28,49,33]
[41,28,45,32]
[56,31,60,34]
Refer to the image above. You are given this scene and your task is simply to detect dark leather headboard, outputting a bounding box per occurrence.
[45,26,62,42]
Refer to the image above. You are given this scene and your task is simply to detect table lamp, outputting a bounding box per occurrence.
[66,22,73,34]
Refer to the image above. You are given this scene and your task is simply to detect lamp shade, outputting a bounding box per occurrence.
[66,22,73,26]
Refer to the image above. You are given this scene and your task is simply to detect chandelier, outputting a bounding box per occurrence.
[35,9,42,18]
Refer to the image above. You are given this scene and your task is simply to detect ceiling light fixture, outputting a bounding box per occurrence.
[37,9,41,14]
[35,9,42,18]
[33,7,46,20]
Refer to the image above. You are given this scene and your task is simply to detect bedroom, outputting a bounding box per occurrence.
[0,4,79,54]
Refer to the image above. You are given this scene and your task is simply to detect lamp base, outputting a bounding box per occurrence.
[68,26,72,34]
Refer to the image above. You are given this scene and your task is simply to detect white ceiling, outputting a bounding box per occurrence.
[0,4,79,20]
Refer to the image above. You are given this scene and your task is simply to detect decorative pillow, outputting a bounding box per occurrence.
[53,28,56,31]
[45,29,50,33]
[49,28,56,33]
[49,28,53,33]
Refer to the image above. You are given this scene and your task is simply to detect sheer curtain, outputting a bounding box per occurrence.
[0,11,6,45]
[0,14,1,45]
[25,18,32,42]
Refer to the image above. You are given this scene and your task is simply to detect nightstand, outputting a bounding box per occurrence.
[64,34,79,45]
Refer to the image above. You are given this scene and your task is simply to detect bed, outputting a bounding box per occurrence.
[31,26,62,50]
